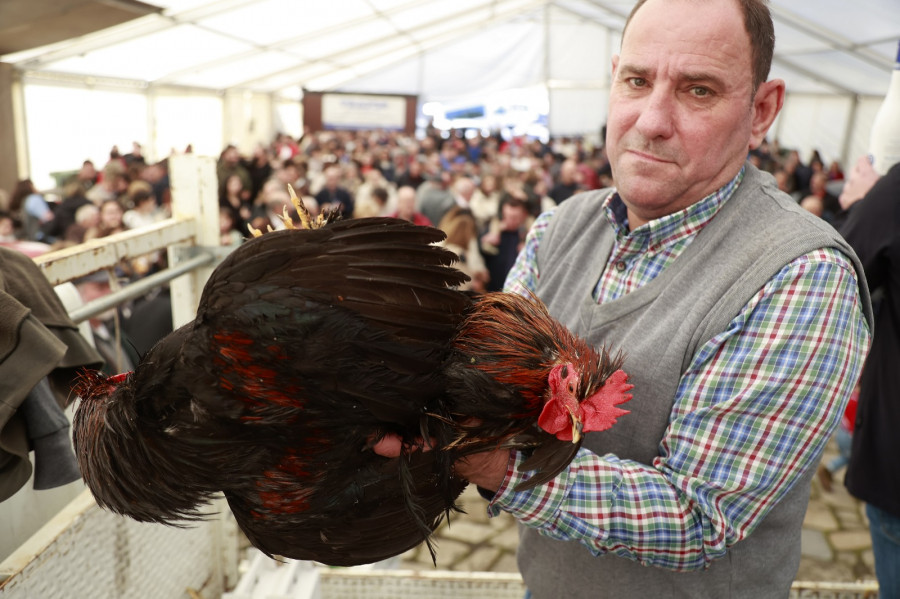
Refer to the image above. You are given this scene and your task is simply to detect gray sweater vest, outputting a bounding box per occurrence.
[519,164,871,598]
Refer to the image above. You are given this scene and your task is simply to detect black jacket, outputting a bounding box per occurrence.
[842,162,900,517]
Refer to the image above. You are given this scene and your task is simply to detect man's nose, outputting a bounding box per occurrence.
[634,88,676,140]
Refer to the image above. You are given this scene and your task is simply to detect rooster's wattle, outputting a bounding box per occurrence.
[73,193,631,566]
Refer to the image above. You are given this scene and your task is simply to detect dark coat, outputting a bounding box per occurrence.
[0,248,103,500]
[842,162,900,517]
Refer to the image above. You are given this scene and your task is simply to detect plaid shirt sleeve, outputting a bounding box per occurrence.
[503,210,553,297]
[492,246,871,571]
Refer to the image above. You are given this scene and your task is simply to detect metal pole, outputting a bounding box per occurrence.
[68,252,214,324]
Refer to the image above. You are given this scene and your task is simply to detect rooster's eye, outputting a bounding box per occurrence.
[567,381,576,394]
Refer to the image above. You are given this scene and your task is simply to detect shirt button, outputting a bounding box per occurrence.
[616,261,626,272]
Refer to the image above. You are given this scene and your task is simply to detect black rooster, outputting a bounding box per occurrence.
[74,194,631,566]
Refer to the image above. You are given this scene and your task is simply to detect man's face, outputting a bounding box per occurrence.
[396,190,416,220]
[606,0,764,227]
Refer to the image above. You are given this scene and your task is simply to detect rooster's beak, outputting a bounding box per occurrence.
[570,415,583,444]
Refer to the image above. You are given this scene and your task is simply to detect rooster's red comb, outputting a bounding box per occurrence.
[108,372,132,385]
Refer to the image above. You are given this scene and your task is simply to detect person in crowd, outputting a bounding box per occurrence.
[469,174,503,231]
[436,195,488,293]
[43,180,92,243]
[353,169,395,218]
[784,149,812,199]
[123,183,163,231]
[245,144,275,201]
[416,167,455,227]
[314,165,354,218]
[216,145,253,201]
[799,171,840,222]
[341,161,364,198]
[371,147,397,182]
[84,199,127,241]
[77,160,99,192]
[8,179,54,242]
[141,160,171,212]
[54,202,98,247]
[377,1,871,597]
[0,211,18,243]
[839,156,900,598]
[395,156,426,189]
[274,159,304,192]
[73,270,137,376]
[85,199,158,276]
[219,203,245,248]
[827,160,844,181]
[123,141,146,167]
[353,186,391,219]
[480,193,530,292]
[220,173,252,223]
[548,158,581,204]
[87,162,129,205]
[451,176,477,215]
[391,185,432,227]
[250,185,295,233]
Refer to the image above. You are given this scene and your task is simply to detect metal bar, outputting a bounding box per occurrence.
[68,252,213,324]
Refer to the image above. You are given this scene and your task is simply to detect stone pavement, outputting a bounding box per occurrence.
[400,437,878,586]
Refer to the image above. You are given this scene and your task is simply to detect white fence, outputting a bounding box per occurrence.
[0,154,240,598]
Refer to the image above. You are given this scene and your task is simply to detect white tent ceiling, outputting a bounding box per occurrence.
[1,0,898,190]
[3,0,897,101]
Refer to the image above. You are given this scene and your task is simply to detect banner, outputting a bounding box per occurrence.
[321,93,407,130]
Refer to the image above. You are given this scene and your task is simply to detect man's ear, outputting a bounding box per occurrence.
[611,54,620,80]
[749,78,785,149]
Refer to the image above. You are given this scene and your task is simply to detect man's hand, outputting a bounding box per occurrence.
[453,448,512,493]
[839,155,881,211]
[371,433,512,494]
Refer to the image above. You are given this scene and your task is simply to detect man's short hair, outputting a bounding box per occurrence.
[622,0,775,93]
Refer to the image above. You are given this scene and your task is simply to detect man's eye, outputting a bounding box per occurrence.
[690,86,711,97]
[629,77,647,88]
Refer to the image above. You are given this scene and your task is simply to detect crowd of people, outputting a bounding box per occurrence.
[0,126,852,294]
[0,127,874,389]
[0,125,866,381]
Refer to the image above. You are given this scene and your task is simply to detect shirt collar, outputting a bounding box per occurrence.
[604,166,745,247]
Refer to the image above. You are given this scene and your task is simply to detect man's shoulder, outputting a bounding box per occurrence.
[736,166,844,240]
[551,188,615,219]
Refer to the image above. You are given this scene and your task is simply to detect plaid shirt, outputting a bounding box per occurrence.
[493,168,871,570]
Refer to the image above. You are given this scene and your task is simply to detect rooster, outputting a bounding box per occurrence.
[444,292,631,491]
[73,189,631,566]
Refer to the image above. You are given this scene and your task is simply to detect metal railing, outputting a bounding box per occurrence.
[0,154,241,596]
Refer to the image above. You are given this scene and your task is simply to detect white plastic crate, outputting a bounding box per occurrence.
[319,569,526,599]
[226,550,880,599]
[224,550,526,599]
[789,581,880,598]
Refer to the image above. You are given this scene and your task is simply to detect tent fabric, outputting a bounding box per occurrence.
[1,0,898,185]
[3,0,896,100]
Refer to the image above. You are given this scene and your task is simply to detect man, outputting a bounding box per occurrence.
[391,185,433,227]
[314,165,354,219]
[415,164,455,227]
[839,157,900,596]
[548,159,581,204]
[405,0,871,597]
[480,194,531,292]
